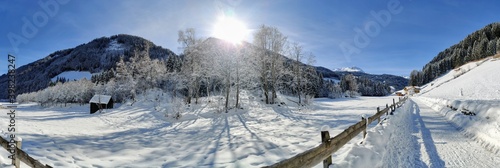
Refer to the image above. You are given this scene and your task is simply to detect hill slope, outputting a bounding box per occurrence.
[419,56,500,100]
[0,34,176,99]
[411,22,500,86]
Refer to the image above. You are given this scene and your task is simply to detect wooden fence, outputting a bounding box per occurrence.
[1,135,52,168]
[263,97,408,168]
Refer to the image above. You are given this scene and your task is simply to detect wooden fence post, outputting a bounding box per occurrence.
[361,116,367,139]
[393,99,396,110]
[321,131,332,168]
[391,99,396,114]
[397,97,401,107]
[386,104,389,115]
[14,138,22,168]
[377,107,381,124]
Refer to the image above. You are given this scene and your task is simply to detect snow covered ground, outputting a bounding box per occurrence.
[0,96,399,167]
[417,57,500,153]
[2,58,499,167]
[336,98,500,167]
[329,57,500,167]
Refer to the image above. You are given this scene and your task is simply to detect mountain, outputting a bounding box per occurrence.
[333,66,364,73]
[0,34,176,99]
[316,66,408,91]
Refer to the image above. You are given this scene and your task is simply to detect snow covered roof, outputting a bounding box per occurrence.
[89,95,112,104]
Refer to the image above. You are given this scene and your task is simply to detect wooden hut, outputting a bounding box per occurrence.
[89,95,113,114]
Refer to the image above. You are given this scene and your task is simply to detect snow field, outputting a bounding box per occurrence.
[0,96,400,167]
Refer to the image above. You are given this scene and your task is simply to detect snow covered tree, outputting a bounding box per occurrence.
[288,42,305,104]
[178,28,204,104]
[340,74,358,97]
[252,25,288,104]
[301,52,318,104]
[114,56,135,102]
[409,70,423,86]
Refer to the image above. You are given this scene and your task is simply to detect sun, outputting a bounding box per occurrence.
[212,16,248,44]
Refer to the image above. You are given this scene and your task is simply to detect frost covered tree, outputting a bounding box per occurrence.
[16,79,94,106]
[178,28,204,104]
[114,56,135,102]
[340,74,358,97]
[287,42,305,104]
[301,52,318,104]
[252,25,288,104]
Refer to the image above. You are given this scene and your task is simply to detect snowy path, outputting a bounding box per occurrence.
[407,98,500,167]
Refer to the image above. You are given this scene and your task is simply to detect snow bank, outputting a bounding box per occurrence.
[417,97,500,154]
[333,99,418,167]
[0,120,14,167]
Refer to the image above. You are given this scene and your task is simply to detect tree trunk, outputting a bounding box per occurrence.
[298,84,301,105]
[261,74,270,104]
[195,78,199,104]
[225,77,230,112]
[264,90,269,104]
[206,77,210,98]
[235,67,240,108]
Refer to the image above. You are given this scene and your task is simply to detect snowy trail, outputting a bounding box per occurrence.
[410,98,500,167]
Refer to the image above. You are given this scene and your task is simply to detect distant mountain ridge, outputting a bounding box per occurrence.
[333,66,364,73]
[315,66,407,91]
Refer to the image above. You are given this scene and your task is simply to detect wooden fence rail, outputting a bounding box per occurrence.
[0,136,53,168]
[263,97,408,168]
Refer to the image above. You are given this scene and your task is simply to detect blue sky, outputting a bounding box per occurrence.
[1,0,499,76]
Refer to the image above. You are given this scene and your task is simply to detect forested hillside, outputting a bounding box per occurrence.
[410,22,500,86]
[0,34,176,99]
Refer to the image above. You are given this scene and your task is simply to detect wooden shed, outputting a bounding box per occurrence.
[89,95,113,114]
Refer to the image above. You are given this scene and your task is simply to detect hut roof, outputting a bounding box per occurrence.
[89,95,112,104]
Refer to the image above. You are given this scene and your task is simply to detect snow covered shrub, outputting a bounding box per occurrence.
[166,98,185,120]
[344,90,360,98]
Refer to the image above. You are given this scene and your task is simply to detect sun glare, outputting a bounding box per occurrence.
[213,17,248,44]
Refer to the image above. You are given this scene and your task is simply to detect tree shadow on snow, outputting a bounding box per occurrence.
[413,103,446,168]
